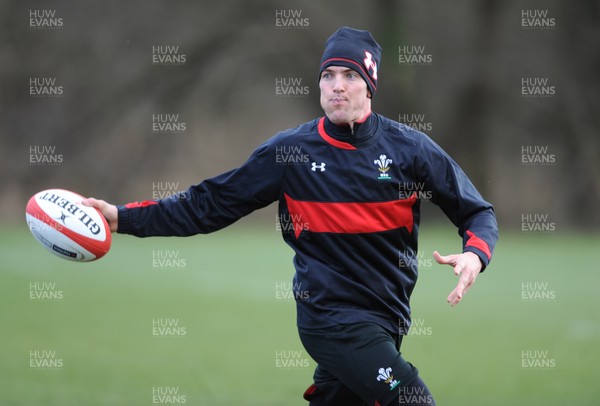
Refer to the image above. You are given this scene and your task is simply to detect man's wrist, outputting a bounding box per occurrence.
[463,250,484,272]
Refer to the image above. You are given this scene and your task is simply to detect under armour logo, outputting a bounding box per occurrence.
[311,162,326,172]
[363,51,378,80]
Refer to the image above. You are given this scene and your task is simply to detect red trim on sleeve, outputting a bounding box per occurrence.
[317,117,357,150]
[284,193,417,238]
[124,201,159,209]
[465,230,492,260]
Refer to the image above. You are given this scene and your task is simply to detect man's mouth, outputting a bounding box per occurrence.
[330,97,348,104]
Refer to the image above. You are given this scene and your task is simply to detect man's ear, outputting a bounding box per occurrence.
[367,89,372,99]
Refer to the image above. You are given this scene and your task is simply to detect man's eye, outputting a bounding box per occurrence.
[346,72,357,79]
[322,73,331,79]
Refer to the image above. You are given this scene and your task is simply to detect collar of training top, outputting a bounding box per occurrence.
[321,112,377,148]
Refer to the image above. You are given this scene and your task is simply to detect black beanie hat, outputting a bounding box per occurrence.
[319,27,382,96]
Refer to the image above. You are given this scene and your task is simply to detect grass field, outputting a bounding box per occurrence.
[1,221,598,405]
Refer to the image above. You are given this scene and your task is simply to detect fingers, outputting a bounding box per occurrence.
[81,197,118,232]
[447,289,460,307]
[81,197,102,209]
[82,197,111,215]
[447,268,478,306]
[433,250,455,266]
[435,251,482,306]
[447,279,465,306]
[447,274,468,306]
[433,251,462,275]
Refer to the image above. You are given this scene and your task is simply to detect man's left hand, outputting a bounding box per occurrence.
[433,251,482,306]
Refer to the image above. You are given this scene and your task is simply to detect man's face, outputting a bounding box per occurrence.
[319,66,371,125]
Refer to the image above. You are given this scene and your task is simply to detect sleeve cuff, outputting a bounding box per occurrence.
[116,205,131,234]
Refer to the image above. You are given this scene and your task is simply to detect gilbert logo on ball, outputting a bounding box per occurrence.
[25,189,111,262]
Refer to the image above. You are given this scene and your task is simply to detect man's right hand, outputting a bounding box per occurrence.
[82,198,118,232]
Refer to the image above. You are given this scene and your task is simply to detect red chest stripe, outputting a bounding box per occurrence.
[284,193,417,238]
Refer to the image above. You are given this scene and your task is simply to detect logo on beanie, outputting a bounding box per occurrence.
[363,51,378,80]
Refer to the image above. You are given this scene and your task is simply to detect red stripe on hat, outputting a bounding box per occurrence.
[321,57,377,91]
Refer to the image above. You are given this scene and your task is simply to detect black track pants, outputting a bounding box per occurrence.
[299,322,435,406]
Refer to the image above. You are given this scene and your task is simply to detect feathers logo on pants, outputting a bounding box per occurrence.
[377,367,400,390]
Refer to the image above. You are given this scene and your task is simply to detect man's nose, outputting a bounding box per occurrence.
[332,76,345,92]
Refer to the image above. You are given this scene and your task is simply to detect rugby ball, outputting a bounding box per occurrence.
[25,189,111,262]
